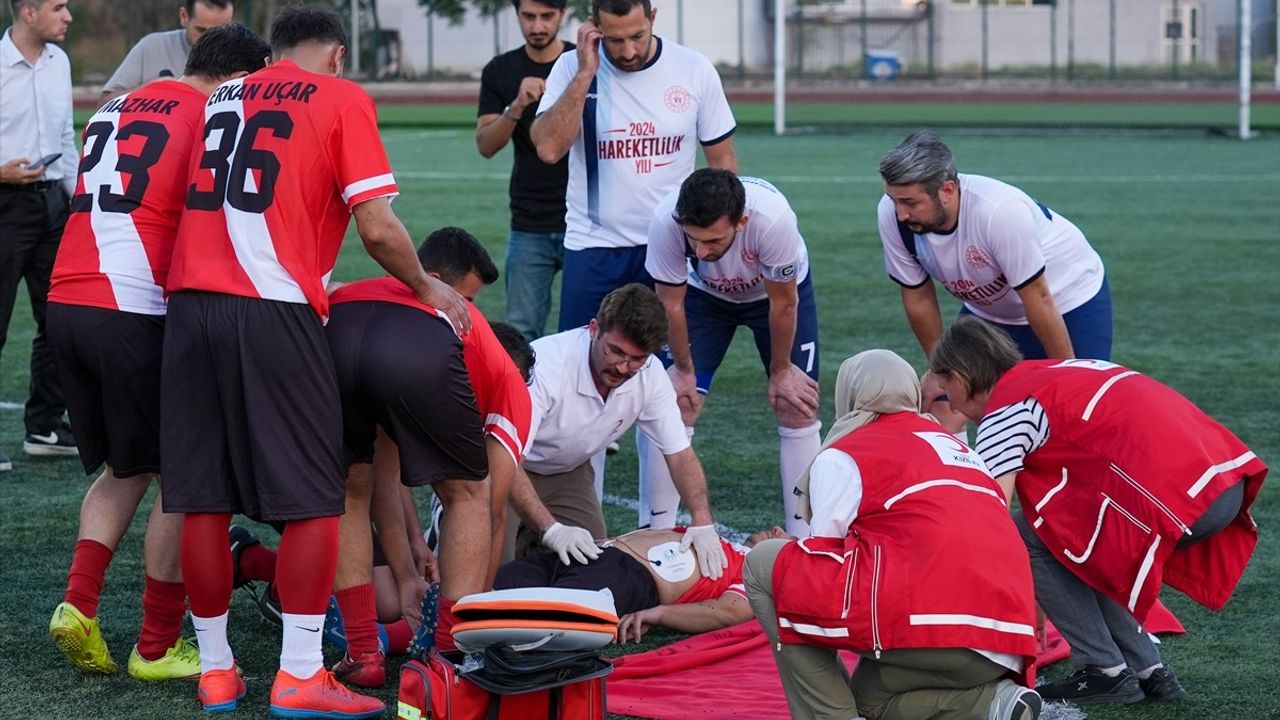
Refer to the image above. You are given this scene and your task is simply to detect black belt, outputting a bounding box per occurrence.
[0,179,59,192]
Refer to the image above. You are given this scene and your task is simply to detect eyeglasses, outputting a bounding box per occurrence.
[601,341,650,370]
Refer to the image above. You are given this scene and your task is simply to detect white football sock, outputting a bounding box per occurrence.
[192,611,234,672]
[779,421,822,537]
[280,612,326,679]
[589,449,606,503]
[637,427,693,529]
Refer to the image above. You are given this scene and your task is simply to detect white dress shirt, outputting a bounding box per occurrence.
[0,28,77,195]
[523,328,691,476]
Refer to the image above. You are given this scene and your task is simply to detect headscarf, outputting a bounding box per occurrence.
[793,349,927,524]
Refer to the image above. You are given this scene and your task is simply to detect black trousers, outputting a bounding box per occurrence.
[0,182,68,434]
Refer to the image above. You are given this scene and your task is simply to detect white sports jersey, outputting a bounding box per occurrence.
[645,176,810,303]
[523,328,690,475]
[878,174,1105,324]
[537,38,736,252]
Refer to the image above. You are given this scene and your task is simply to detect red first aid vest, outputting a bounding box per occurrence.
[771,413,1039,683]
[986,359,1266,623]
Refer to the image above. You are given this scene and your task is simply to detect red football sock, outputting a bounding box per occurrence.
[335,584,380,657]
[276,517,339,615]
[238,544,277,584]
[435,597,457,653]
[181,513,233,618]
[64,539,114,618]
[136,576,187,661]
[382,619,412,656]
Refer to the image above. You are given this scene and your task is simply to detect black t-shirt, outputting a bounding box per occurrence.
[478,43,574,233]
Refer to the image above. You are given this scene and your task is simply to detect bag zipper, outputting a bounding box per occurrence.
[870,545,883,658]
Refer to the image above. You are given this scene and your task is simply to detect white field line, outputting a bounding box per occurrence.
[602,490,1088,720]
[602,492,751,546]
[393,169,1280,185]
[0,401,22,410]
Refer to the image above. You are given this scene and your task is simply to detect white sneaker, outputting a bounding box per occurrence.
[989,679,1041,720]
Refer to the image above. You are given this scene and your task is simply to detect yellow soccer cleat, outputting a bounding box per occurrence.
[49,601,118,674]
[128,637,202,681]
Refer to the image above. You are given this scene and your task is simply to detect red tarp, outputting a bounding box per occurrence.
[607,602,1184,720]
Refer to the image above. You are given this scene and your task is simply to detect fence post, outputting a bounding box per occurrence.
[1050,1,1058,82]
[737,0,745,79]
[981,0,989,81]
[351,0,362,75]
[1067,0,1075,80]
[1109,0,1116,80]
[1171,0,1180,80]
[426,9,434,78]
[796,3,805,79]
[926,0,935,78]
[860,0,868,76]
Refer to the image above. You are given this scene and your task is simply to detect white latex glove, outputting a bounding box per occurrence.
[541,522,602,565]
[680,524,727,580]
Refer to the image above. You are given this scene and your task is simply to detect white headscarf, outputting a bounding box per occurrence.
[792,349,927,523]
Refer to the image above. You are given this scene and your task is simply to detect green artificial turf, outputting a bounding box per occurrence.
[0,128,1276,719]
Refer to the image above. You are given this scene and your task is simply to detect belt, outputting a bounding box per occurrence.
[0,179,59,192]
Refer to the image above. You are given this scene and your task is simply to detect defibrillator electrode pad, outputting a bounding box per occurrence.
[646,541,697,583]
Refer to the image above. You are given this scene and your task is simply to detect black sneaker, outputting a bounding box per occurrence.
[253,581,282,625]
[23,423,78,457]
[0,452,11,472]
[1139,666,1186,702]
[228,525,262,589]
[1038,666,1144,705]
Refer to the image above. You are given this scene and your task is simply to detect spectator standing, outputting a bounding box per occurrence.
[100,0,237,100]
[0,0,79,472]
[531,0,737,332]
[476,0,573,341]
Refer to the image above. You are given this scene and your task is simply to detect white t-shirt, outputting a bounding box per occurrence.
[537,38,736,252]
[645,176,810,303]
[524,328,691,475]
[878,174,1105,324]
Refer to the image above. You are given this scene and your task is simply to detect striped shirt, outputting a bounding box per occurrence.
[974,399,1049,477]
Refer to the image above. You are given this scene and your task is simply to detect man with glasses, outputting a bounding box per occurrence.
[508,283,728,583]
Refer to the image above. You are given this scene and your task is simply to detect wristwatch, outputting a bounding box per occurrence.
[501,105,521,122]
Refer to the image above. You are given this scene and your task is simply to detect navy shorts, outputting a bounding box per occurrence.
[678,274,820,393]
[160,292,345,522]
[558,245,652,332]
[962,276,1112,361]
[326,301,487,487]
[492,546,660,617]
[48,303,164,478]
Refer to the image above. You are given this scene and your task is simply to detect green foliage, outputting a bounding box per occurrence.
[1,127,1277,720]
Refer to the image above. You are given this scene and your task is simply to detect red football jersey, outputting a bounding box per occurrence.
[329,277,532,462]
[50,80,208,314]
[167,61,398,319]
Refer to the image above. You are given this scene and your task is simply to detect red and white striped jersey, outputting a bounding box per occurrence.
[50,80,208,314]
[167,61,398,319]
[329,277,533,463]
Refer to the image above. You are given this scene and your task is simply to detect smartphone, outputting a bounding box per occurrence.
[28,152,62,171]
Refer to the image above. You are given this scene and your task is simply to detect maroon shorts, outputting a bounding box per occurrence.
[159,292,345,521]
[48,302,164,478]
[326,301,487,487]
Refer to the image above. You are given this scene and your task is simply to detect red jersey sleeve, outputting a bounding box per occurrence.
[330,91,398,208]
[463,304,532,463]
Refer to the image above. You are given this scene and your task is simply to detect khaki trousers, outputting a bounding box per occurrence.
[510,461,608,560]
[744,539,1007,720]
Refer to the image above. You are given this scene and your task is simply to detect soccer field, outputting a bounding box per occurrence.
[1,128,1277,720]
